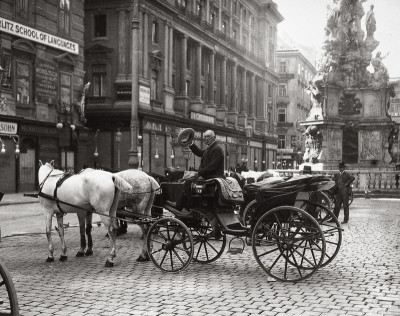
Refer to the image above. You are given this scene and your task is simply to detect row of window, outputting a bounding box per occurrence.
[14,0,71,35]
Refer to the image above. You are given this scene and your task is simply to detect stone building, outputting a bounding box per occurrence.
[0,0,86,193]
[276,46,316,169]
[83,0,283,175]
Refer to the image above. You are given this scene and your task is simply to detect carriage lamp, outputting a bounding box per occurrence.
[115,128,122,170]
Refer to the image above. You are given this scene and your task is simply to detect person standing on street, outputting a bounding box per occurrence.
[332,162,355,224]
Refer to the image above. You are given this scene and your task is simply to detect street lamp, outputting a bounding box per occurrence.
[245,123,253,168]
[115,128,122,170]
[182,146,192,170]
[94,129,100,168]
[151,131,159,159]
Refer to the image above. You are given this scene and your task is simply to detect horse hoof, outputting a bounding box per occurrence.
[46,257,54,262]
[85,250,93,256]
[136,255,150,262]
[76,251,85,257]
[105,259,114,267]
[59,255,68,261]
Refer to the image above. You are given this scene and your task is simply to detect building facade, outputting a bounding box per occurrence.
[275,47,316,169]
[0,0,86,193]
[83,0,283,175]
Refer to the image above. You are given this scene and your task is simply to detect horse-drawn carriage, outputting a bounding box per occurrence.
[143,171,343,282]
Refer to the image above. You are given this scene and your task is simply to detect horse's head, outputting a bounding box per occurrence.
[38,160,55,183]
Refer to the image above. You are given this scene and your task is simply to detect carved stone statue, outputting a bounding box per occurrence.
[365,5,376,37]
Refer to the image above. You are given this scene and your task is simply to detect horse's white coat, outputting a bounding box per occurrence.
[38,161,132,265]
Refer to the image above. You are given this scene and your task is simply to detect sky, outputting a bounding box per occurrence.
[274,0,400,78]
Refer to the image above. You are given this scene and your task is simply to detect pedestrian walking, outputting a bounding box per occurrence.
[331,162,355,224]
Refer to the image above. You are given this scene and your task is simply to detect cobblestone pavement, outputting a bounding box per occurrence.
[0,198,399,316]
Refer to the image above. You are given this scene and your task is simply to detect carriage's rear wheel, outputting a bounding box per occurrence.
[306,203,342,268]
[146,217,194,272]
[251,206,326,282]
[0,260,19,316]
[189,211,226,263]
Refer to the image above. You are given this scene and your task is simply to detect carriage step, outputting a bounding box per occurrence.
[227,237,245,254]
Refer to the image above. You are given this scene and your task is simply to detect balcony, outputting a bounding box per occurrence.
[279,72,295,80]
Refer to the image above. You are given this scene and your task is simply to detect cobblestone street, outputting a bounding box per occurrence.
[0,198,399,316]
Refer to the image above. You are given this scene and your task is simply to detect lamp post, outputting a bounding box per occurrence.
[182,146,192,170]
[115,128,122,170]
[128,0,140,169]
[245,123,253,169]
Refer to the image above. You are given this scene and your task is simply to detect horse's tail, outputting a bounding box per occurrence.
[112,175,133,192]
[144,176,160,215]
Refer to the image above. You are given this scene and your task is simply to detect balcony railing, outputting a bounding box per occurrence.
[272,169,400,197]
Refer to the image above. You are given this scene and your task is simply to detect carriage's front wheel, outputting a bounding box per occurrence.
[189,211,226,264]
[0,260,19,316]
[251,206,326,282]
[146,217,194,272]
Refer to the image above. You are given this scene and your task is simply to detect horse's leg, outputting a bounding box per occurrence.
[85,212,93,256]
[104,217,118,267]
[76,212,86,257]
[45,211,55,262]
[137,223,151,262]
[136,190,155,262]
[56,215,68,261]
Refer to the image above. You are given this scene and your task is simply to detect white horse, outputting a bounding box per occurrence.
[113,169,160,262]
[38,161,133,267]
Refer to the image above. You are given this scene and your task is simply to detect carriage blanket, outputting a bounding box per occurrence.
[212,177,244,205]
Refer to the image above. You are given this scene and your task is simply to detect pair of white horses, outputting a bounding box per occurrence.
[38,161,160,267]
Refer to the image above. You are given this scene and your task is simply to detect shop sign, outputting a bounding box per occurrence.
[143,120,163,132]
[139,86,150,105]
[0,121,18,135]
[0,17,79,55]
[19,124,57,136]
[36,60,58,104]
[190,111,215,124]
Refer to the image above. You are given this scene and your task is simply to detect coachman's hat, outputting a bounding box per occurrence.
[177,128,195,147]
[338,162,345,168]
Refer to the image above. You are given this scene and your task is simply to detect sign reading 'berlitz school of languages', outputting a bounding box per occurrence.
[0,17,79,55]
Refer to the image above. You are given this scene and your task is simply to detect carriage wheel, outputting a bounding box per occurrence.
[0,260,19,316]
[310,203,342,268]
[293,199,342,268]
[242,199,257,227]
[251,206,326,282]
[146,217,194,272]
[318,191,333,210]
[189,211,226,264]
[348,191,354,205]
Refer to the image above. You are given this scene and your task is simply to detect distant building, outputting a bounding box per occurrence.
[83,0,283,174]
[0,0,85,193]
[276,47,316,169]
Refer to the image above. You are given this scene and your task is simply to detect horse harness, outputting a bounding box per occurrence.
[38,169,88,217]
[37,167,160,221]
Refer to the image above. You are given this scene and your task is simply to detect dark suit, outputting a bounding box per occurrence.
[333,171,355,222]
[189,141,224,179]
